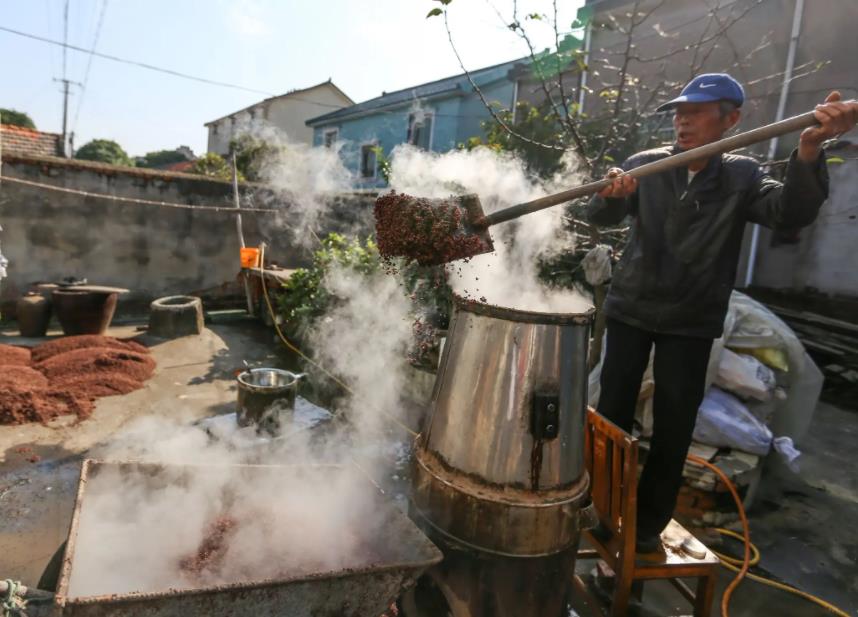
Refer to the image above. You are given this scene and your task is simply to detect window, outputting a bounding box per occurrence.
[212,123,219,136]
[323,129,338,148]
[360,144,378,179]
[407,112,433,150]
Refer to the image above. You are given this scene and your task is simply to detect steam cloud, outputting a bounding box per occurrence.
[66,130,592,598]
[71,265,415,599]
[309,264,414,438]
[388,144,593,313]
[238,122,354,248]
[67,463,393,597]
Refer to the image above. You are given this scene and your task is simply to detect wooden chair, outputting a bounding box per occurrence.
[574,408,719,617]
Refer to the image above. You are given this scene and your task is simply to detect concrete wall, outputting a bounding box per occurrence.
[751,142,858,296]
[0,154,374,313]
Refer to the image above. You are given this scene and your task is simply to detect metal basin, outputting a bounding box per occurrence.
[236,369,304,435]
[54,460,442,617]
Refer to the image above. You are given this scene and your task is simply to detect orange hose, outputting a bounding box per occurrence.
[685,454,751,617]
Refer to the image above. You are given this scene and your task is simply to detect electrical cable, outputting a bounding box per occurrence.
[0,26,515,122]
[62,0,69,81]
[686,453,750,617]
[0,174,280,213]
[72,0,109,134]
[711,527,760,567]
[686,454,850,617]
[0,25,276,97]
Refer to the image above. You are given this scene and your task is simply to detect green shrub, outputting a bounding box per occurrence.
[274,232,453,369]
[74,139,133,166]
[275,233,381,340]
[191,152,243,181]
[0,108,35,129]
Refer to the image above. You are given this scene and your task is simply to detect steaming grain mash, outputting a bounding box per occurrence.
[66,463,397,598]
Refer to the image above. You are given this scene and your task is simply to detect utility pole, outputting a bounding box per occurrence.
[53,78,81,157]
[54,0,79,157]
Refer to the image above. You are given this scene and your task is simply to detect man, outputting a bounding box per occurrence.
[587,73,858,553]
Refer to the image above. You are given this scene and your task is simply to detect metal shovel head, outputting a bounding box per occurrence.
[456,193,495,255]
[374,191,494,266]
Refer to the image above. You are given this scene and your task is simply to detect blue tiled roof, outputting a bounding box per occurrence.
[306,57,525,126]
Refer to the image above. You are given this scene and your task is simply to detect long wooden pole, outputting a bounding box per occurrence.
[482,109,826,227]
[232,153,255,316]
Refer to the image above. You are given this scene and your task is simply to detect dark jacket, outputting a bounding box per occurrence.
[587,146,829,338]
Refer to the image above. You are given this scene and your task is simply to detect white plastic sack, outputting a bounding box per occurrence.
[714,348,776,402]
[705,292,822,444]
[581,244,613,286]
[771,351,823,442]
[773,436,801,473]
[725,292,806,374]
[694,387,773,456]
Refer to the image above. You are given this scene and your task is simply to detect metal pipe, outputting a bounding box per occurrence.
[744,0,805,288]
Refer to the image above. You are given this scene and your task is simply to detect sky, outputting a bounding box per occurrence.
[1,0,584,157]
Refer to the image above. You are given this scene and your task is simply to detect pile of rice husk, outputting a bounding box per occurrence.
[0,366,49,390]
[30,335,148,364]
[0,336,155,426]
[0,344,31,366]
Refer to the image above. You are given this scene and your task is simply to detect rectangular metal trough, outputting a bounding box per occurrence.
[54,460,442,617]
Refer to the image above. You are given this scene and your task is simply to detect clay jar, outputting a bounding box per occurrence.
[52,289,118,335]
[17,292,52,337]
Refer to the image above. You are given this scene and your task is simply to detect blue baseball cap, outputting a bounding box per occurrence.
[656,73,745,112]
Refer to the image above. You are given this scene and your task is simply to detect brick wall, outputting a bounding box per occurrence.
[1,124,61,157]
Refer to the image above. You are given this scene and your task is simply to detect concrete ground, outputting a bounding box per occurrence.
[570,401,858,616]
[1,319,855,615]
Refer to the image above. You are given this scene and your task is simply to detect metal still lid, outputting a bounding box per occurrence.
[452,294,595,326]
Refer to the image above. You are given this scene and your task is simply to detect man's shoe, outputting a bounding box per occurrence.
[635,534,661,554]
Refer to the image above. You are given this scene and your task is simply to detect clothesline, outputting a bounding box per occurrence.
[0,174,281,213]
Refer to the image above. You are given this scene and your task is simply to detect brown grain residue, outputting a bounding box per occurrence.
[35,347,155,382]
[0,344,32,366]
[30,335,148,364]
[0,367,50,390]
[0,335,154,426]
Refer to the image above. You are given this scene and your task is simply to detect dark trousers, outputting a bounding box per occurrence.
[597,318,713,540]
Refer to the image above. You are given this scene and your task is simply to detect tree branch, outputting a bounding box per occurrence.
[592,0,650,165]
[507,3,593,171]
[442,9,564,152]
[628,0,763,64]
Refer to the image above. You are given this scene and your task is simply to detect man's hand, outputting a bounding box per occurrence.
[598,167,638,198]
[798,91,858,162]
